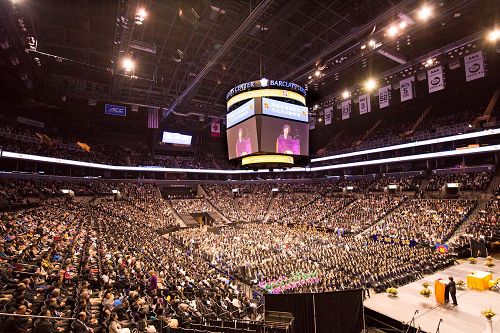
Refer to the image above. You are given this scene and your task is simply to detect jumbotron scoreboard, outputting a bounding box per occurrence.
[226,78,309,168]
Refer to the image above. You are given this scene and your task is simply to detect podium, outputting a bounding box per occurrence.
[467,271,492,290]
[435,279,447,304]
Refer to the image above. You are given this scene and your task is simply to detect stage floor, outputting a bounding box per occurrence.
[364,256,500,333]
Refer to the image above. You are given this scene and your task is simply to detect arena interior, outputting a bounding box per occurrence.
[0,1,499,333]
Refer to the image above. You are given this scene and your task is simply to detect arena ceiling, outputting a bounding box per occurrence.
[0,0,498,121]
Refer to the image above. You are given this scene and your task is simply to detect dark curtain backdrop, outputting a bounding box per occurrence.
[265,293,315,333]
[265,290,363,333]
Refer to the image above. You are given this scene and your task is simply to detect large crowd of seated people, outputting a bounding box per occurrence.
[316,81,493,156]
[0,120,222,170]
[267,193,321,223]
[425,171,494,191]
[173,224,454,295]
[464,191,500,244]
[317,195,404,234]
[122,183,178,229]
[0,201,263,333]
[367,199,477,244]
[170,197,213,215]
[369,175,422,192]
[0,171,498,332]
[0,179,115,205]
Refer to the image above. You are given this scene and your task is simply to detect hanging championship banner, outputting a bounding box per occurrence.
[464,51,485,82]
[378,85,391,109]
[358,94,371,115]
[427,65,445,93]
[324,106,332,125]
[341,100,351,120]
[400,76,415,102]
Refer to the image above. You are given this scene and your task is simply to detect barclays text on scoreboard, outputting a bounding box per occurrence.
[225,78,306,101]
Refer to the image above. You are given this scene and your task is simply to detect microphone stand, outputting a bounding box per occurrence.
[405,310,419,333]
[435,318,443,333]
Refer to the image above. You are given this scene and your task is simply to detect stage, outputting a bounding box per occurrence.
[364,257,500,333]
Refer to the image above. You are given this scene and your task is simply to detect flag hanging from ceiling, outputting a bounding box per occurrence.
[427,65,445,93]
[324,106,332,125]
[399,76,415,102]
[378,85,391,109]
[464,51,485,82]
[147,108,159,129]
[358,93,371,115]
[341,100,351,120]
[211,119,221,137]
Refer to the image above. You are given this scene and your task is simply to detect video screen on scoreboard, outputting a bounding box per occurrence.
[259,116,309,156]
[226,99,255,128]
[162,131,192,145]
[226,117,258,159]
[261,97,308,122]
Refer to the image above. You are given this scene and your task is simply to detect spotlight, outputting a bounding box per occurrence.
[360,44,366,50]
[387,25,399,37]
[314,70,321,77]
[368,39,376,47]
[417,5,433,21]
[318,118,323,122]
[135,8,147,25]
[399,21,408,29]
[364,79,377,91]
[341,90,350,99]
[425,58,434,67]
[122,57,135,72]
[487,28,500,42]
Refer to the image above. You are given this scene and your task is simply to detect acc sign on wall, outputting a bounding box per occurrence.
[427,65,445,93]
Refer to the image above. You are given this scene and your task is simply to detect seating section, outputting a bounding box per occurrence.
[465,191,500,243]
[318,195,404,234]
[0,175,498,331]
[170,198,213,214]
[123,183,178,229]
[173,223,454,295]
[367,199,477,243]
[425,172,494,191]
[369,175,422,192]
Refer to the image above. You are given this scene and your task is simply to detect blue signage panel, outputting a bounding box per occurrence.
[262,97,308,122]
[226,99,255,128]
[105,104,127,116]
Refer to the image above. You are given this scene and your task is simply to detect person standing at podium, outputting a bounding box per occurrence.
[445,277,458,306]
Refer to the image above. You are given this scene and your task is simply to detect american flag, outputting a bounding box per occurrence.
[148,108,159,129]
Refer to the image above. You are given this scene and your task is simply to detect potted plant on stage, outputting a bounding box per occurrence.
[419,288,432,298]
[456,280,466,290]
[469,257,477,264]
[386,287,398,297]
[419,281,432,298]
[481,307,496,333]
[485,256,495,272]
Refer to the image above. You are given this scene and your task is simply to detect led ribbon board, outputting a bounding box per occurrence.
[227,89,306,109]
[241,154,294,166]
